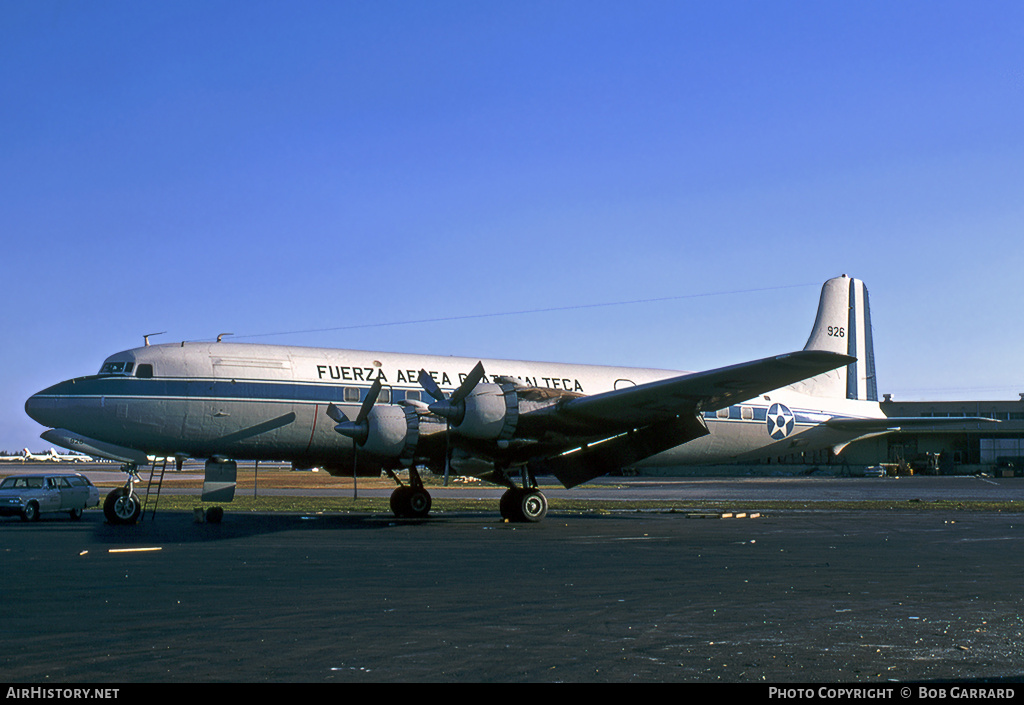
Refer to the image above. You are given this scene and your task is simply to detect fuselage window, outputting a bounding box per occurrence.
[343,388,360,403]
[405,390,421,402]
[741,406,754,421]
[135,364,154,378]
[378,388,391,404]
[716,408,729,419]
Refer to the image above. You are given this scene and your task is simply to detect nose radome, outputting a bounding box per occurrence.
[25,391,46,424]
[25,389,59,428]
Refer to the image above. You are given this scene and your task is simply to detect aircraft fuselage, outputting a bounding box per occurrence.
[25,340,883,475]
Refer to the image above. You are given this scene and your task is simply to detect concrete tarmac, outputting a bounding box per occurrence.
[3,495,1024,683]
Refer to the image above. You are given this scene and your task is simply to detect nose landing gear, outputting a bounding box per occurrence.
[103,463,143,525]
[104,482,142,525]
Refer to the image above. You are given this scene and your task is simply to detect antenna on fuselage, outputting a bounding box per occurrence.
[143,332,167,347]
[217,333,234,343]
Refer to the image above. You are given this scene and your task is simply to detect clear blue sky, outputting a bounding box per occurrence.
[3,1,1023,452]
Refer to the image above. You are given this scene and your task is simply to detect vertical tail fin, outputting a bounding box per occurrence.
[791,275,877,401]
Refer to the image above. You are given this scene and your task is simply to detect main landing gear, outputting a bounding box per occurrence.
[385,466,432,519]
[498,466,547,523]
[384,465,548,522]
[499,487,548,523]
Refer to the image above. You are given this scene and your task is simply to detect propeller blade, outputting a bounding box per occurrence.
[417,370,446,401]
[444,432,450,487]
[450,361,485,404]
[326,403,348,423]
[354,379,382,418]
[356,379,383,423]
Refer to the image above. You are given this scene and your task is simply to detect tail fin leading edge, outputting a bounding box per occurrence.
[794,275,877,401]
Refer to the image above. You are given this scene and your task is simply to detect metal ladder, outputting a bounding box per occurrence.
[141,457,168,521]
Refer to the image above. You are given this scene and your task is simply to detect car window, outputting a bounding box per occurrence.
[26,477,43,489]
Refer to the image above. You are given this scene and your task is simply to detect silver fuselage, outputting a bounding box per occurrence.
[25,341,884,475]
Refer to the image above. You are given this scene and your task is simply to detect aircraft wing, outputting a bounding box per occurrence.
[516,350,854,487]
[520,350,855,437]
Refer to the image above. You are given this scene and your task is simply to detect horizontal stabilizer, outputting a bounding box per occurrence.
[825,417,1000,433]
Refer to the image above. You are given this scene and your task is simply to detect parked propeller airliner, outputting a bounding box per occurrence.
[25,275,980,524]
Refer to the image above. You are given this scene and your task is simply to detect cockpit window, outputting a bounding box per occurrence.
[135,364,154,378]
[98,361,135,376]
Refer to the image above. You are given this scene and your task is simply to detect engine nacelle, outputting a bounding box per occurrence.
[363,405,419,459]
[336,404,419,461]
[453,382,519,441]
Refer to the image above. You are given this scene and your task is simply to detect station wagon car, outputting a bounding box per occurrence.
[0,473,100,521]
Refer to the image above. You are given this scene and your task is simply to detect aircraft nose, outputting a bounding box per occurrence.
[24,383,70,429]
[25,389,53,426]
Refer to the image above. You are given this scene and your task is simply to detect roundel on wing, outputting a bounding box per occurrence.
[766,403,795,440]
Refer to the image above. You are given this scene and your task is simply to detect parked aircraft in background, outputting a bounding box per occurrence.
[0,450,30,462]
[25,275,990,524]
[44,448,93,462]
[0,448,93,463]
[17,449,48,462]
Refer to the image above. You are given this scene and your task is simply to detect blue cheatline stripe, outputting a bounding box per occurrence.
[701,406,859,426]
[40,377,872,426]
[39,376,421,405]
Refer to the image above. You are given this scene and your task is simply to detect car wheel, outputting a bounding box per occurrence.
[21,501,39,522]
[69,507,83,520]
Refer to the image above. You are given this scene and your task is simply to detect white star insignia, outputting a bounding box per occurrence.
[767,403,795,440]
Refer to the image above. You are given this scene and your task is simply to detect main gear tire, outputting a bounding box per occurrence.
[390,486,432,518]
[500,488,548,523]
[518,489,548,523]
[390,486,411,517]
[406,488,432,518]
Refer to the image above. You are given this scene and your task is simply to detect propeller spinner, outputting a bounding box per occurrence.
[327,378,383,445]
